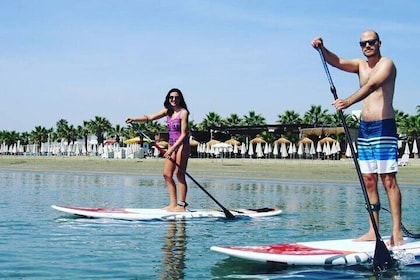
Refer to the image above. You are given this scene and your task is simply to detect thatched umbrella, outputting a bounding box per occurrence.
[319,136,336,145]
[250,135,266,144]
[158,140,168,148]
[206,139,220,147]
[190,138,200,147]
[225,137,241,146]
[275,136,291,145]
[298,137,313,146]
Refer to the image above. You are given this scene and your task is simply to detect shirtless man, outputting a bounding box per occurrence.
[312,30,403,246]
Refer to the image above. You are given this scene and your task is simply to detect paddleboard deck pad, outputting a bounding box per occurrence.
[211,237,420,266]
[51,205,282,220]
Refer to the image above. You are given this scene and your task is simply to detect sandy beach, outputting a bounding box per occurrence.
[1,155,419,185]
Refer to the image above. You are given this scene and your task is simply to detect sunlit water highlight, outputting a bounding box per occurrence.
[1,170,420,279]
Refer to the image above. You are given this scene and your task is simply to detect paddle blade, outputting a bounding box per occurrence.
[223,209,236,220]
[373,239,395,272]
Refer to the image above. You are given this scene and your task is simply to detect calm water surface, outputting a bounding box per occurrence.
[1,169,420,279]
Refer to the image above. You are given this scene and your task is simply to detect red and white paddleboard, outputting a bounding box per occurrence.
[211,237,420,266]
[51,205,282,221]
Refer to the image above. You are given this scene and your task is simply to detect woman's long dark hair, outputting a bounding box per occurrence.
[164,88,189,116]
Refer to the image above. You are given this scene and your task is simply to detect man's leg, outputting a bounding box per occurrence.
[354,173,380,241]
[381,173,403,246]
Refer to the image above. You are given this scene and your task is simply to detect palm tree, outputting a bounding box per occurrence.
[394,109,409,131]
[189,120,198,131]
[277,110,302,125]
[225,113,243,126]
[399,115,420,141]
[77,121,91,152]
[30,126,50,153]
[20,132,31,146]
[302,105,330,126]
[242,110,266,126]
[199,112,224,131]
[55,119,69,142]
[109,124,125,144]
[86,116,113,145]
[55,119,78,144]
[0,130,20,147]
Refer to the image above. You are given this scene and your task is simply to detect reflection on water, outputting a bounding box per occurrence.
[160,221,186,280]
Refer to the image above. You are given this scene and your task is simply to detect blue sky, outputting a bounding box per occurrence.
[1,0,419,132]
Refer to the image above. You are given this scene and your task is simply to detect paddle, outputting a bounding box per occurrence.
[317,48,394,271]
[129,122,236,220]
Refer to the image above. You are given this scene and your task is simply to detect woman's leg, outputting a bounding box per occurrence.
[163,155,178,211]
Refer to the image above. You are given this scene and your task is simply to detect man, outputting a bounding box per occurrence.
[311,30,403,246]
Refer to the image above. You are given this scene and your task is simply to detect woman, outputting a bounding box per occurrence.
[125,88,191,212]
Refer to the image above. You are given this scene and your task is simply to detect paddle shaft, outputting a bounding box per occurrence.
[317,48,393,270]
[130,123,236,220]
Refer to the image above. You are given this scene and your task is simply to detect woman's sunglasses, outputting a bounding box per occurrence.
[169,96,179,101]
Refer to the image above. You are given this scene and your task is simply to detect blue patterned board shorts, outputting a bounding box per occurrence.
[358,118,399,174]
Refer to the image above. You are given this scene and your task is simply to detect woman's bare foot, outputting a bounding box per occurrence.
[353,231,376,242]
[163,205,186,212]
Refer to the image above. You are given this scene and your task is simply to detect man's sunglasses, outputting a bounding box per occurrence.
[359,39,378,48]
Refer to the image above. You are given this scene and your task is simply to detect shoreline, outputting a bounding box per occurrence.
[1,155,419,185]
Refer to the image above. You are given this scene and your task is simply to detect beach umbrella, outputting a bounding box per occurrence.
[412,139,418,158]
[319,136,336,145]
[297,143,304,158]
[273,142,279,158]
[288,143,293,155]
[250,135,266,144]
[190,138,200,147]
[331,142,338,154]
[281,142,288,158]
[335,141,341,152]
[275,136,291,145]
[225,137,240,146]
[74,143,80,156]
[158,140,169,148]
[353,142,357,153]
[298,137,313,146]
[248,143,254,157]
[241,142,247,157]
[263,143,270,158]
[104,139,117,145]
[212,142,232,153]
[345,143,352,158]
[324,142,331,157]
[304,143,310,155]
[404,142,410,155]
[233,143,238,157]
[310,142,316,156]
[206,139,220,147]
[256,142,264,158]
[92,144,97,156]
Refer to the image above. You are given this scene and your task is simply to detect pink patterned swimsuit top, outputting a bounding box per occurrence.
[167,109,188,146]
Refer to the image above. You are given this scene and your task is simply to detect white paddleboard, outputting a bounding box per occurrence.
[51,205,282,221]
[211,237,420,266]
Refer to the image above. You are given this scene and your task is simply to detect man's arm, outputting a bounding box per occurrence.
[346,58,395,106]
[333,58,396,110]
[312,37,360,73]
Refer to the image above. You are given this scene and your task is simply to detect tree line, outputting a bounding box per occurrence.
[1,105,419,150]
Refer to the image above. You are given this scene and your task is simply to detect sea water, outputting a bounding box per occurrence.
[1,169,420,279]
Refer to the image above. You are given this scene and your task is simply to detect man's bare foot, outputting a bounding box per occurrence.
[387,235,405,247]
[353,232,376,242]
[163,205,186,212]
